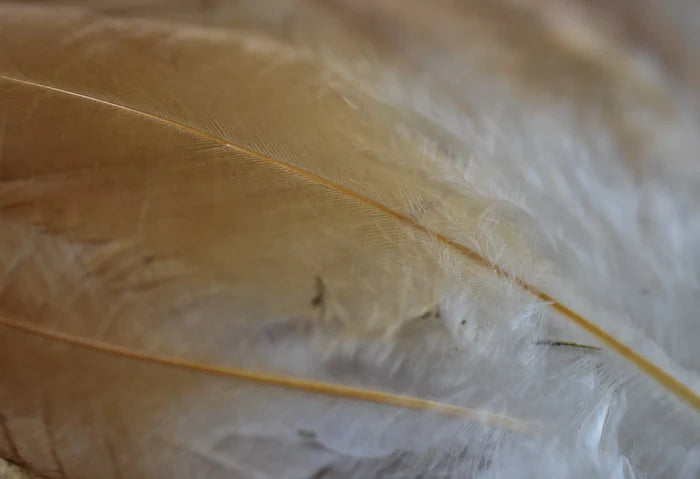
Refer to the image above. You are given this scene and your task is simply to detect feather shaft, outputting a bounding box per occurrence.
[0,314,530,433]
[1,73,696,411]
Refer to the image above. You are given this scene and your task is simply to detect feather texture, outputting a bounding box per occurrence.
[0,1,699,478]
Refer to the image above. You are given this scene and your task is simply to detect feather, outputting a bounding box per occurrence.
[1,1,699,478]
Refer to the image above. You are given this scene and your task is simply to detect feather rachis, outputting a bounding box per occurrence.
[0,314,530,432]
[1,72,695,412]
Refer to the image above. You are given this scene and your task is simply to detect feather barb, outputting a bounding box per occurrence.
[0,315,530,433]
[1,74,697,412]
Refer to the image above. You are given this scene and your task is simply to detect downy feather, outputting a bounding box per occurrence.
[0,1,699,478]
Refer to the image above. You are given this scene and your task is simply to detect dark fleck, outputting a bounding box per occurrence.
[297,429,317,439]
[310,466,332,479]
[416,306,440,320]
[311,276,325,308]
[535,339,601,351]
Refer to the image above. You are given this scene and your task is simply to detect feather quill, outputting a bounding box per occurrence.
[1,1,699,478]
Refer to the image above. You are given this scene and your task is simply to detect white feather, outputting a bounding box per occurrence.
[1,1,699,478]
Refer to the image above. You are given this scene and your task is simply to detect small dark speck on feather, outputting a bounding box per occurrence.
[297,429,317,439]
[311,276,325,308]
[535,340,601,351]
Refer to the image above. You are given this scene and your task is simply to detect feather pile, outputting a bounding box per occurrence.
[0,1,698,478]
